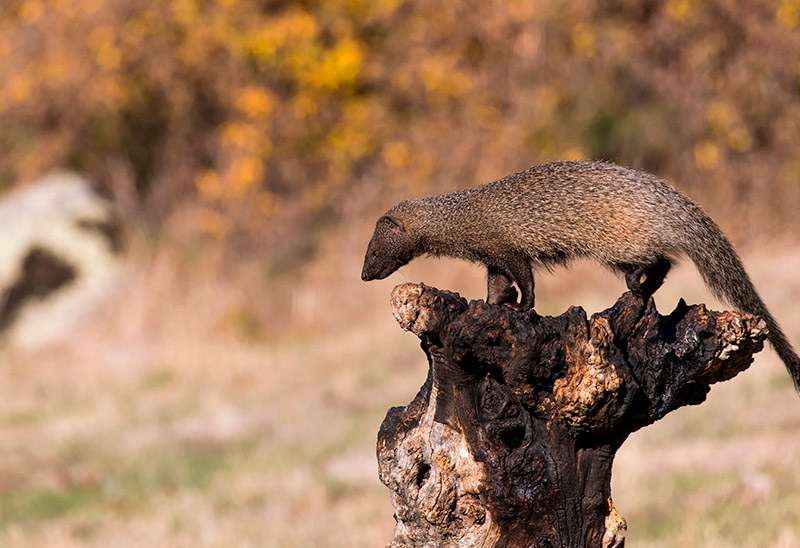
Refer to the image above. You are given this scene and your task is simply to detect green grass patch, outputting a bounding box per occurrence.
[626,467,800,547]
[0,485,103,525]
[0,441,239,528]
[0,409,44,428]
[140,367,178,390]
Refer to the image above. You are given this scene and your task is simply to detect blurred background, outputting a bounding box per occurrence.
[0,0,799,546]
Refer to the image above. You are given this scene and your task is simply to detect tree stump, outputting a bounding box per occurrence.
[377,283,767,548]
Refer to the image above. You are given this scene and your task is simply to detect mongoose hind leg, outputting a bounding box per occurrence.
[507,255,535,310]
[625,257,672,298]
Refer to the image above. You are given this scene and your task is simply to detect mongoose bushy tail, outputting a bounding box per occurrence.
[680,204,800,387]
[361,161,800,392]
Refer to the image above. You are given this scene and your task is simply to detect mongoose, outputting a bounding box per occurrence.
[361,160,800,391]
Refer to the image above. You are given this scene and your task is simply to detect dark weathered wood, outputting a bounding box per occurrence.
[377,283,767,548]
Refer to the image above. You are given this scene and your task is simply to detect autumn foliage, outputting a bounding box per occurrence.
[1,0,799,269]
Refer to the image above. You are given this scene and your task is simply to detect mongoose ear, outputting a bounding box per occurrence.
[380,214,405,233]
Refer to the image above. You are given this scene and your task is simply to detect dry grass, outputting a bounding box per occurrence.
[1,241,799,547]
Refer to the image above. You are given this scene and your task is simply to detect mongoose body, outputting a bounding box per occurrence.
[361,161,800,391]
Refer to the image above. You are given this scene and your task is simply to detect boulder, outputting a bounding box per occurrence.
[0,172,123,348]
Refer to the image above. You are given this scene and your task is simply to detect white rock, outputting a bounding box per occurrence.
[0,171,123,348]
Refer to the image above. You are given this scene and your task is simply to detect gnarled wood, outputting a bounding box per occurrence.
[378,283,767,548]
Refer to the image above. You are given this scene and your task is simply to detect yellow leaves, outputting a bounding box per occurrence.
[382,141,436,190]
[0,0,384,244]
[195,170,225,200]
[694,140,719,170]
[244,29,278,62]
[313,37,365,90]
[47,0,71,11]
[571,23,595,59]
[6,74,33,104]
[255,191,274,216]
[534,85,561,120]
[195,156,270,238]
[89,26,122,71]
[420,58,472,102]
[383,141,410,169]
[200,102,273,237]
[244,9,319,63]
[666,0,693,24]
[217,125,270,192]
[240,10,365,103]
[329,123,371,160]
[727,127,753,153]
[122,15,151,49]
[508,0,535,22]
[284,9,319,41]
[705,100,753,153]
[229,156,265,193]
[326,100,375,168]
[272,9,319,43]
[171,0,199,27]
[41,52,71,87]
[78,0,104,16]
[560,148,586,162]
[695,99,752,168]
[220,122,258,149]
[196,207,231,239]
[684,32,726,72]
[777,0,800,28]
[292,93,318,119]
[475,102,501,129]
[705,100,733,135]
[95,44,122,71]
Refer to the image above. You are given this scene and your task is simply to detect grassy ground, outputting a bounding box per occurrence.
[1,244,798,547]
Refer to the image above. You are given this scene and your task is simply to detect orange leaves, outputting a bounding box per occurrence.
[5,74,33,104]
[235,87,277,119]
[18,0,46,23]
[195,170,225,200]
[220,123,259,150]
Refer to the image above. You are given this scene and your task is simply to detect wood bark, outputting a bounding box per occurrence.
[377,283,767,548]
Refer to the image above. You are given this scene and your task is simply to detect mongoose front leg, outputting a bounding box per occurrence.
[625,258,672,298]
[487,269,518,306]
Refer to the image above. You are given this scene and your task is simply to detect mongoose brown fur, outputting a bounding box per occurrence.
[361,160,800,392]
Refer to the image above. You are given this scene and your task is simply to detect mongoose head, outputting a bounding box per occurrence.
[361,214,416,281]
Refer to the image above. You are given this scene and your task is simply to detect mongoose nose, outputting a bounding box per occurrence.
[361,270,368,281]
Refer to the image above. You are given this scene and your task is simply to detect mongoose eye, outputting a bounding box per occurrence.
[373,250,379,257]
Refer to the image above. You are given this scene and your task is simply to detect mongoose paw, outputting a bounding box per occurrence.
[497,286,519,306]
[625,258,671,300]
[488,285,519,307]
[503,298,535,312]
